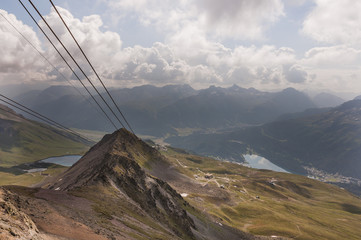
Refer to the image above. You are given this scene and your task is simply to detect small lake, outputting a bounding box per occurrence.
[40,155,82,167]
[243,154,289,173]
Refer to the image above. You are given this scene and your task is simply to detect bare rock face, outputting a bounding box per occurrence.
[48,128,195,239]
[0,188,42,240]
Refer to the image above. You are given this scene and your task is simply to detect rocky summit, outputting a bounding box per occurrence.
[48,128,196,238]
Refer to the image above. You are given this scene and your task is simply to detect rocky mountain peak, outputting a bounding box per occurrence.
[47,128,196,238]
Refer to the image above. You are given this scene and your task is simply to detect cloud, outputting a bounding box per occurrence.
[302,46,361,68]
[40,7,122,75]
[0,10,49,84]
[5,4,361,92]
[298,45,361,90]
[38,7,297,89]
[302,0,361,46]
[108,42,223,87]
[106,0,284,40]
[222,46,297,87]
[196,0,284,39]
[283,64,308,83]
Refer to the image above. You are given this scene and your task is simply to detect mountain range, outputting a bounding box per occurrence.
[14,84,329,136]
[167,99,361,181]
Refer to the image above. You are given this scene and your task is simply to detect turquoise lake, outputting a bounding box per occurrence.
[243,154,289,173]
[40,155,82,167]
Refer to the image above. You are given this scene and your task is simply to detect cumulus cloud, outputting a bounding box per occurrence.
[6,3,360,92]
[302,0,361,46]
[221,46,297,87]
[40,7,122,77]
[302,46,361,68]
[0,10,49,85]
[299,45,361,90]
[36,7,298,89]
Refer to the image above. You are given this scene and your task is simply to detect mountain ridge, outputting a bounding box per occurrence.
[166,99,361,180]
[16,84,317,136]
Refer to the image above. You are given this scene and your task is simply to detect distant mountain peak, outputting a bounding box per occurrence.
[281,87,299,94]
[229,84,240,90]
[313,92,345,108]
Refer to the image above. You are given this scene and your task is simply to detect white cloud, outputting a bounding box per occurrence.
[0,10,49,85]
[299,45,361,90]
[302,46,361,68]
[4,3,361,92]
[302,0,361,46]
[38,7,297,89]
[41,7,122,75]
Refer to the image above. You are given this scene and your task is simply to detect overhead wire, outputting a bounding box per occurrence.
[0,10,108,125]
[0,93,72,132]
[48,0,135,134]
[0,96,91,143]
[18,0,118,130]
[0,105,87,160]
[27,0,127,131]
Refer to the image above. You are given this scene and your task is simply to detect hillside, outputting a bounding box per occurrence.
[0,104,91,167]
[2,129,361,239]
[167,99,361,180]
[2,129,259,240]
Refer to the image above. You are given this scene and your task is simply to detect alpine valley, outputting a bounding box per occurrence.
[1,85,361,240]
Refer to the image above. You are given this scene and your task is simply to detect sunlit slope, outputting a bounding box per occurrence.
[2,128,361,239]
[10,129,256,240]
[0,104,91,167]
[157,146,361,240]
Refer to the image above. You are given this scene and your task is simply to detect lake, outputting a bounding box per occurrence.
[40,155,82,167]
[243,154,289,173]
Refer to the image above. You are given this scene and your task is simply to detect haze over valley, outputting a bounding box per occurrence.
[1,1,361,239]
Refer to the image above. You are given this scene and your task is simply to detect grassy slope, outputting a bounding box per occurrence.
[160,147,361,240]
[0,110,90,167]
[3,126,361,239]
[0,106,91,186]
[0,166,67,186]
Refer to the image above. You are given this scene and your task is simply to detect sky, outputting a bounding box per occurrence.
[1,0,361,95]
